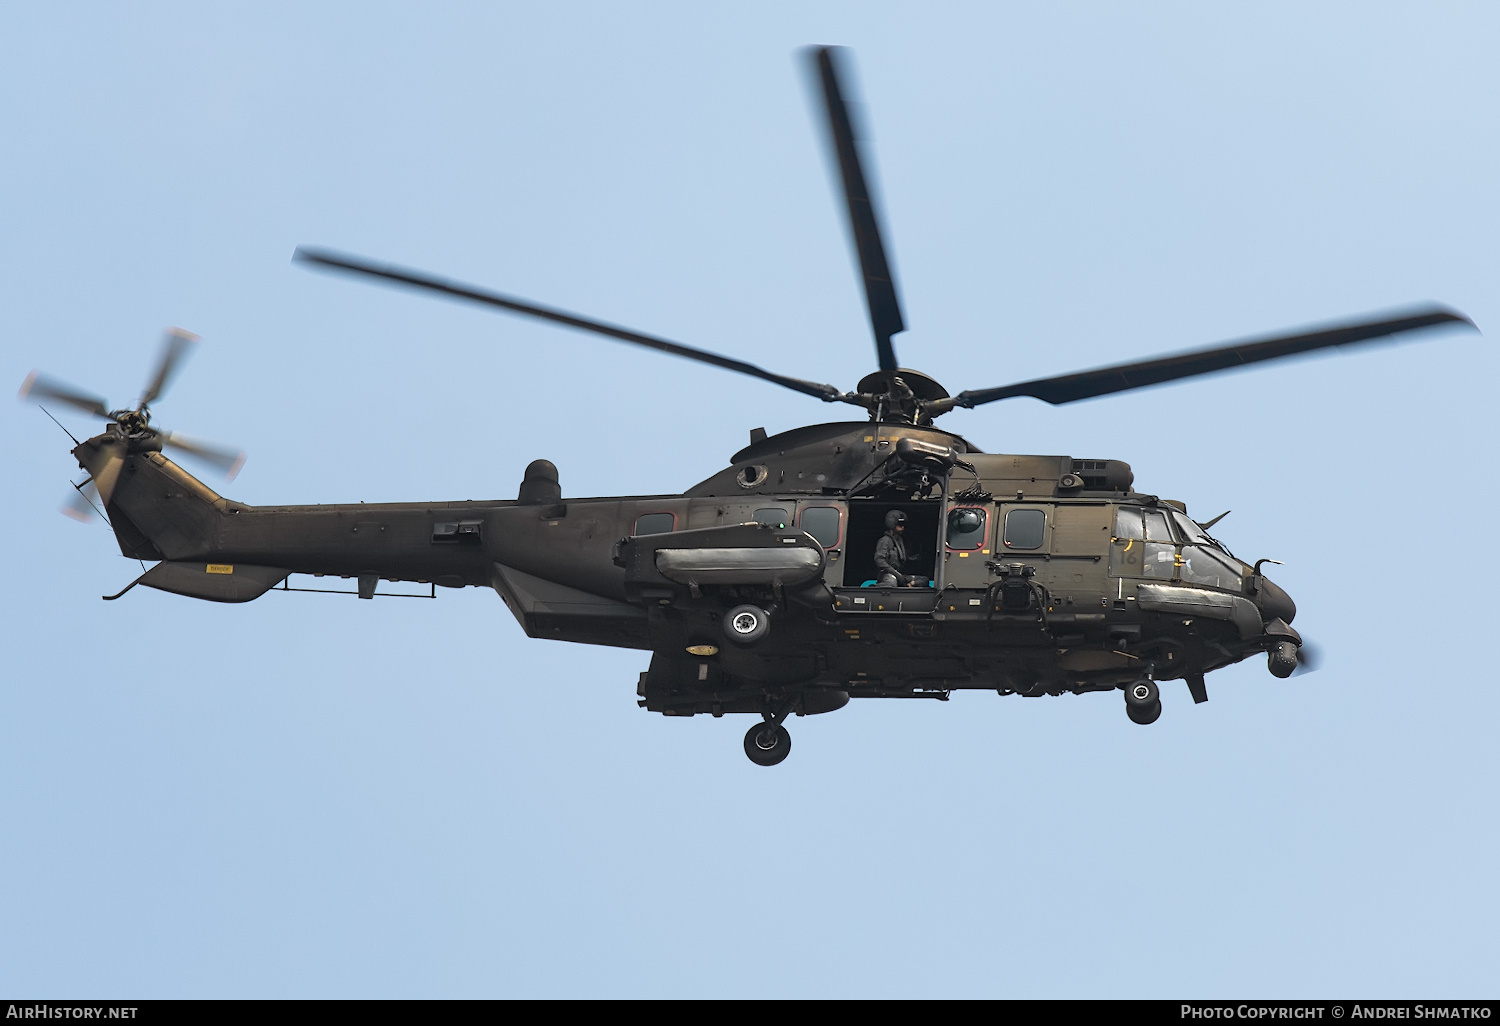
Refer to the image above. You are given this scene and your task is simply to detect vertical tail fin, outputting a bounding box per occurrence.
[73,434,241,561]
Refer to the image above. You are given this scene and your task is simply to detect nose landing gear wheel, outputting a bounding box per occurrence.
[1124,679,1162,725]
[743,722,792,766]
[723,604,771,646]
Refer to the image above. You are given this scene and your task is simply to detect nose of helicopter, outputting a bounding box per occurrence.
[1256,576,1297,624]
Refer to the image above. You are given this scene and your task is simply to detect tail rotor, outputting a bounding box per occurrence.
[20,327,247,521]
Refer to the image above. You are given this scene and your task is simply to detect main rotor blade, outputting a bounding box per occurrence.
[139,327,199,408]
[18,371,111,418]
[160,431,246,480]
[294,247,852,404]
[808,46,905,372]
[950,307,1475,409]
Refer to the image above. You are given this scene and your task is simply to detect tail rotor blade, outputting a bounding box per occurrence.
[19,371,111,418]
[160,430,246,480]
[93,454,125,505]
[61,496,93,522]
[61,480,102,523]
[807,45,905,371]
[139,327,199,408]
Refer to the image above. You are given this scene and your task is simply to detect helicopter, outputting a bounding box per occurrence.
[22,46,1475,766]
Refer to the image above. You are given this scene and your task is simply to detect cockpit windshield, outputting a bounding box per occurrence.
[1115,504,1247,592]
[1178,546,1243,590]
[1169,511,1212,546]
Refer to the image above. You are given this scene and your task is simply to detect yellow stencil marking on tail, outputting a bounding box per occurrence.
[206,564,234,575]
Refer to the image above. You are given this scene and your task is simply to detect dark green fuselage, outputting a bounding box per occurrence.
[77,420,1297,718]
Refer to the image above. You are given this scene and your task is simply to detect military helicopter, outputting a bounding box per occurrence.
[23,47,1474,766]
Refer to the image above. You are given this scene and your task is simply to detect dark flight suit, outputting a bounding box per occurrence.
[874,530,908,587]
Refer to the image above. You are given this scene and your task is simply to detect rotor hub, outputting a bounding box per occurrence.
[854,368,949,402]
[850,368,950,424]
[113,408,152,435]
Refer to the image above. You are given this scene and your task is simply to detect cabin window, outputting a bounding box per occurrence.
[753,507,791,528]
[1179,547,1243,591]
[946,507,988,550]
[1003,509,1046,550]
[799,506,842,548]
[633,512,676,536]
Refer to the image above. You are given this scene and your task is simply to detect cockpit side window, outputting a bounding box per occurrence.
[1111,506,1172,578]
[1141,541,1176,577]
[1114,507,1143,541]
[1143,509,1174,542]
[1134,510,1175,578]
[1112,504,1241,585]
[753,507,791,528]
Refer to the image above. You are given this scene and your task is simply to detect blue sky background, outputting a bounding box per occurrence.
[2,3,1497,998]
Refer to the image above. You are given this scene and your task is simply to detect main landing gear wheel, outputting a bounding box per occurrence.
[723,604,770,646]
[1124,679,1162,725]
[744,722,791,766]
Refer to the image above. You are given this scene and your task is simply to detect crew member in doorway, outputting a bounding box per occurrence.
[875,509,917,587]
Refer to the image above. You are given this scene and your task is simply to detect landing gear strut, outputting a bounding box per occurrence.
[1124,677,1162,725]
[743,694,797,766]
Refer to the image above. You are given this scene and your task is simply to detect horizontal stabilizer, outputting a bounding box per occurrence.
[138,562,289,603]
